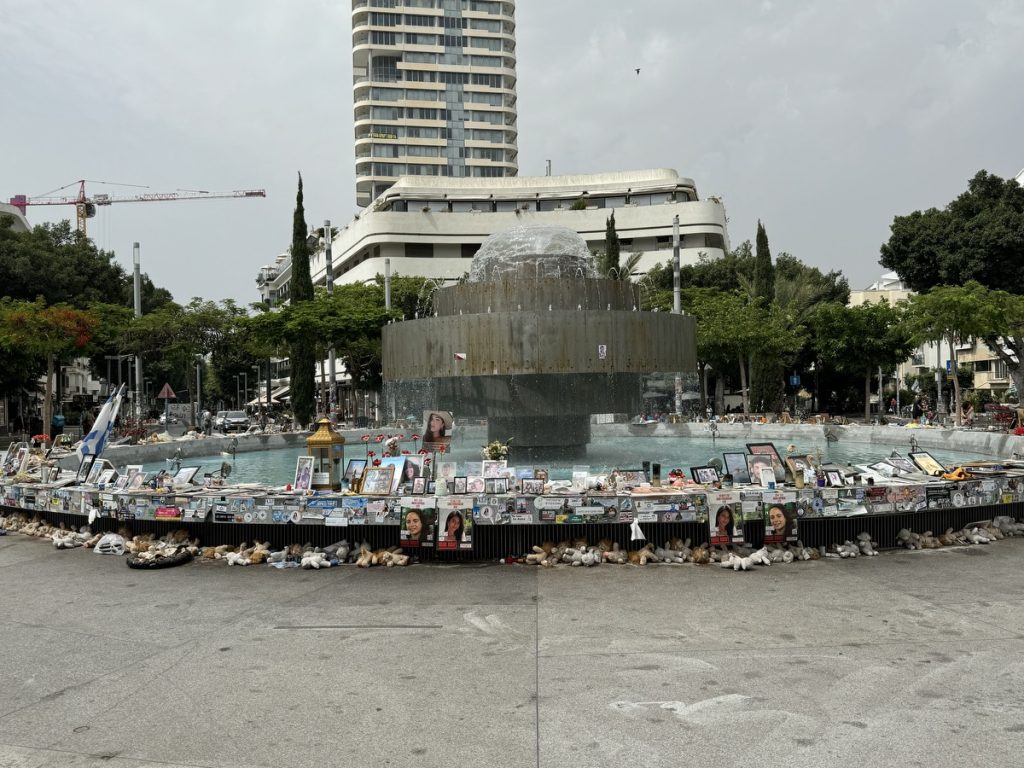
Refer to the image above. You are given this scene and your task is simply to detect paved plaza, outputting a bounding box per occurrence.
[1,532,1023,768]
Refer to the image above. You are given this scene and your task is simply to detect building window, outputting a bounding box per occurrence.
[996,360,1009,379]
[405,243,434,258]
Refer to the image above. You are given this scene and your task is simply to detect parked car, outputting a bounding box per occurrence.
[220,410,251,432]
[158,413,179,425]
[213,410,228,431]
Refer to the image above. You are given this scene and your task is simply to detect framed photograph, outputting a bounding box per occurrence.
[786,455,811,476]
[886,456,917,474]
[533,468,549,482]
[493,477,508,494]
[400,457,423,486]
[438,461,458,482]
[722,453,752,484]
[76,455,96,484]
[412,476,426,495]
[484,478,496,494]
[746,454,776,485]
[453,476,468,495]
[344,459,367,482]
[909,451,946,477]
[97,468,117,485]
[825,470,845,487]
[747,443,785,480]
[125,464,143,482]
[747,442,782,462]
[361,466,395,496]
[113,473,130,490]
[86,459,106,485]
[172,466,200,485]
[426,481,436,494]
[379,456,407,493]
[422,410,454,452]
[128,471,147,490]
[758,466,776,489]
[690,466,720,485]
[482,459,507,478]
[521,478,544,495]
[710,502,744,545]
[466,476,485,494]
[294,456,314,491]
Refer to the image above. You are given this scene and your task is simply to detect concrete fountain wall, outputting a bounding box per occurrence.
[382,225,696,460]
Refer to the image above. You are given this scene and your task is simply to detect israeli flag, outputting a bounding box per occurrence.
[76,384,125,462]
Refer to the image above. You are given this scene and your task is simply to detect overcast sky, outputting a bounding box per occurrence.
[2,0,1021,305]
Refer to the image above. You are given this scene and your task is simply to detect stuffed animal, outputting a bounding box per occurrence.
[225,551,251,566]
[690,545,710,565]
[355,543,375,568]
[627,543,657,565]
[654,545,686,564]
[896,529,921,550]
[300,550,330,569]
[855,532,878,556]
[602,542,627,564]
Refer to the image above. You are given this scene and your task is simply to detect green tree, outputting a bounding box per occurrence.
[748,221,781,410]
[906,282,1009,423]
[597,211,621,277]
[880,170,1024,293]
[0,219,172,312]
[880,170,1024,396]
[122,300,232,426]
[0,298,97,440]
[812,301,914,420]
[752,221,775,300]
[287,174,316,427]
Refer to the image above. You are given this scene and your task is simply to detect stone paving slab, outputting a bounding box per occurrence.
[1,532,1022,768]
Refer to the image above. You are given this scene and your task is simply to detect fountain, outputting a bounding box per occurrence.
[382,225,696,460]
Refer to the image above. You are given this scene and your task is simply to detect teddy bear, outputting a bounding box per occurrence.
[627,543,657,565]
[300,550,330,569]
[601,541,627,564]
[896,529,921,549]
[225,550,251,566]
[690,545,710,565]
[654,545,686,564]
[355,543,375,568]
[856,532,879,556]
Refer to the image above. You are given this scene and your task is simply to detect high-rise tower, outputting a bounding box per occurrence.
[351,0,519,208]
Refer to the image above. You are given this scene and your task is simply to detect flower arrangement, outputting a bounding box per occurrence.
[481,438,512,460]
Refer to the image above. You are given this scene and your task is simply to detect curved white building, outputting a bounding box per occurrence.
[352,0,519,207]
[256,168,730,303]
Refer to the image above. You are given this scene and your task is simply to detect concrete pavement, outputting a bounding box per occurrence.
[1,532,1023,767]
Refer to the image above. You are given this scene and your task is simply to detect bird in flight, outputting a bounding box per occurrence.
[635,68,641,75]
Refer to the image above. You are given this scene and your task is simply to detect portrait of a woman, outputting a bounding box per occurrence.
[766,504,794,540]
[422,411,452,451]
[444,510,464,543]
[712,505,735,543]
[403,508,428,543]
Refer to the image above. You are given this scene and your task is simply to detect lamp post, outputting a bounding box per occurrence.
[241,372,248,410]
[322,219,337,418]
[234,374,240,409]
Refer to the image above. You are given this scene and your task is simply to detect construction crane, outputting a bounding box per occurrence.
[8,179,266,236]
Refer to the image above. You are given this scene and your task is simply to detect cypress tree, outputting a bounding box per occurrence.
[288,173,316,428]
[753,220,774,300]
[749,220,782,411]
[601,211,620,277]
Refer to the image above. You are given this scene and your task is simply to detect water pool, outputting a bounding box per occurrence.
[138,436,985,486]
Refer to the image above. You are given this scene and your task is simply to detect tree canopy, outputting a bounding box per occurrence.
[880,170,1024,294]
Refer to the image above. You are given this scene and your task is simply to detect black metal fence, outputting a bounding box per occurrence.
[6,502,1021,563]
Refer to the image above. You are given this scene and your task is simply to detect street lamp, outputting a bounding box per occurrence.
[241,372,248,409]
